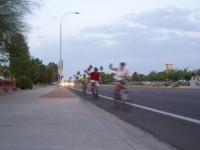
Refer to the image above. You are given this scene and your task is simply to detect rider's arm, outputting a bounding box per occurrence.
[85,70,90,75]
[109,64,118,71]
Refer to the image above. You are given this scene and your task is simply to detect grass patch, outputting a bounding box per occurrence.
[172,83,188,88]
[156,84,163,87]
[33,84,49,88]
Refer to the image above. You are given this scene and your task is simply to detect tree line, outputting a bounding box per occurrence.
[0,1,59,89]
[72,65,200,84]
[0,33,58,88]
[132,69,199,82]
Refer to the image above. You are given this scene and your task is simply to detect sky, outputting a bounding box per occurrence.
[27,0,200,80]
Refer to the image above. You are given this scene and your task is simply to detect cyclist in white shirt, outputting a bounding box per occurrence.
[109,62,130,97]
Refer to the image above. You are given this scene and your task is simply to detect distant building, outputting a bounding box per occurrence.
[166,63,174,71]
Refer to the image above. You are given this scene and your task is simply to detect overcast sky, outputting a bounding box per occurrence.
[27,0,200,80]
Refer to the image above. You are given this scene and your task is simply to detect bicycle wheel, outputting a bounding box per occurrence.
[95,88,98,100]
[91,88,95,99]
[91,84,96,99]
[113,98,121,108]
[83,86,86,95]
[113,92,121,108]
[121,90,132,111]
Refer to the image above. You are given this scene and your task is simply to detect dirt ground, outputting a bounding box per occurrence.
[39,87,75,98]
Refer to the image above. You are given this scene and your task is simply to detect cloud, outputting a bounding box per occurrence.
[124,7,200,32]
[29,7,200,77]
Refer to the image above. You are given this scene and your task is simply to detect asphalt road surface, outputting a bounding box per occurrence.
[67,85,200,150]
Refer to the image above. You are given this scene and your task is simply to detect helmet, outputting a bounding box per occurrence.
[83,74,86,76]
[94,67,98,71]
[120,62,125,66]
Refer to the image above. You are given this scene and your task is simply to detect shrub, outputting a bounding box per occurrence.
[156,84,163,87]
[16,76,33,89]
[172,83,188,88]
[172,84,179,88]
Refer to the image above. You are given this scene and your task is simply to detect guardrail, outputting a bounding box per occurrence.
[0,80,16,91]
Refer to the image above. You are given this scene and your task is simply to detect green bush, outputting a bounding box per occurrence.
[172,84,179,88]
[172,83,188,88]
[156,84,163,87]
[16,76,33,89]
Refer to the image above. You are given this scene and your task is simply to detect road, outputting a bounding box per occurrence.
[67,85,200,150]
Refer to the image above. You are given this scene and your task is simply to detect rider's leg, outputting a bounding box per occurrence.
[90,83,93,91]
[91,83,95,99]
[114,82,120,97]
[95,82,99,99]
[82,83,84,91]
[118,83,125,89]
[91,82,95,91]
[95,82,99,90]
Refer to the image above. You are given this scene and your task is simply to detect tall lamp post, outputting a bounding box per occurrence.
[59,12,79,83]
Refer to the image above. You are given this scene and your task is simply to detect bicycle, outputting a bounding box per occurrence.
[82,82,87,95]
[113,86,132,111]
[91,82,99,100]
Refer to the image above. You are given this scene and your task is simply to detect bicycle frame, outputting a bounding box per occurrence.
[82,83,87,95]
[113,85,132,111]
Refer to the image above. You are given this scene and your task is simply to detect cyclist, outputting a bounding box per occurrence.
[85,67,101,92]
[81,74,88,91]
[109,62,130,98]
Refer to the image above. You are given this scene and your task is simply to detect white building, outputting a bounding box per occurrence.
[166,63,174,71]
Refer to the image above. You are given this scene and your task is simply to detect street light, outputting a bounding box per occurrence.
[59,12,79,83]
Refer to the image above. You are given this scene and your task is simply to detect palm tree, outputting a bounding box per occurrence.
[100,66,103,73]
[77,71,80,76]
[75,76,79,83]
[87,68,90,71]
[89,65,93,70]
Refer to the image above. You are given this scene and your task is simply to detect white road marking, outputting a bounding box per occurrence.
[69,87,200,125]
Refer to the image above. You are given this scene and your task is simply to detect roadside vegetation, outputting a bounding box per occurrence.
[0,0,59,89]
[1,1,199,89]
[73,65,200,87]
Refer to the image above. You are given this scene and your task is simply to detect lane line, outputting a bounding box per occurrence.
[69,87,200,125]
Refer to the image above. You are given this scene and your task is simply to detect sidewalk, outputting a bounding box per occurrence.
[0,87,176,150]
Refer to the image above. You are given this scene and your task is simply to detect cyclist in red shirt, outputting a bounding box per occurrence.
[85,67,101,91]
